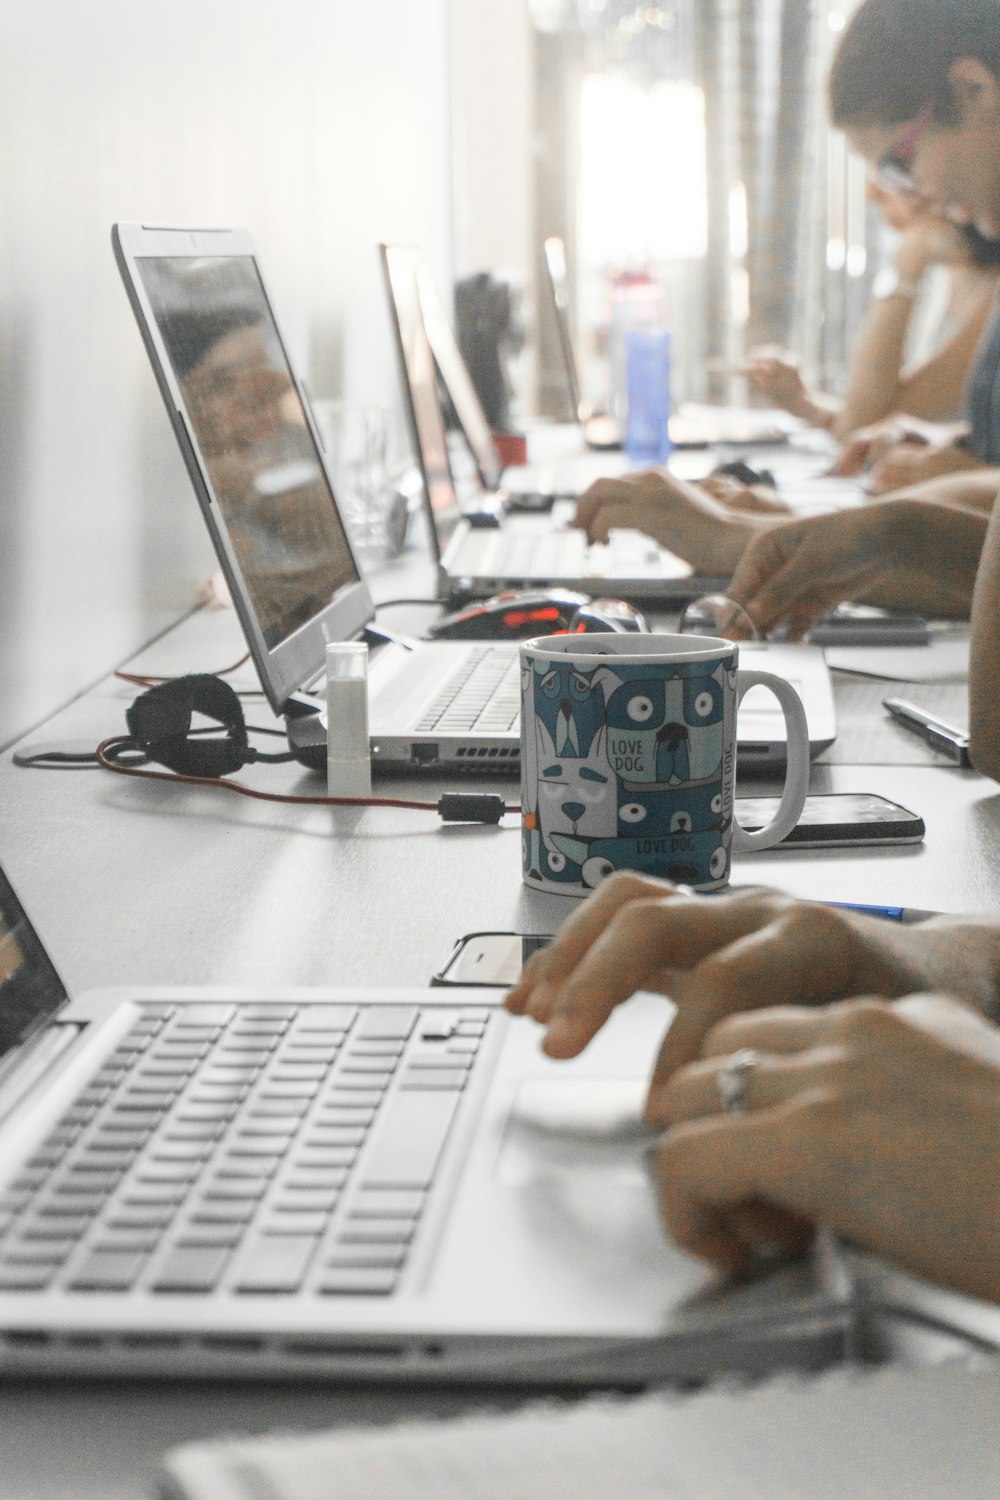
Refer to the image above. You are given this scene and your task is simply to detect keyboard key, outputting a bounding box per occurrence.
[337,1219,415,1244]
[333,1074,391,1093]
[361,1092,461,1189]
[337,1058,399,1076]
[153,1245,231,1293]
[271,1187,341,1213]
[316,1268,398,1295]
[314,1107,376,1128]
[69,1248,147,1291]
[322,1090,383,1110]
[234,1234,319,1292]
[174,1223,243,1248]
[282,1159,350,1184]
[258,1211,329,1238]
[0,1263,56,1290]
[170,1004,235,1026]
[354,1008,417,1041]
[400,1071,469,1092]
[292,1006,357,1032]
[300,1126,367,1149]
[326,1244,407,1270]
[350,1189,425,1218]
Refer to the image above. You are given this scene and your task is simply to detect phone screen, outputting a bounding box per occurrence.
[433,932,550,987]
[734,792,924,846]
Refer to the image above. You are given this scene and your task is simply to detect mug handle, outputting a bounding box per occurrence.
[730,669,810,853]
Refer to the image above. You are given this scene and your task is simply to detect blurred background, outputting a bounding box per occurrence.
[0,0,876,748]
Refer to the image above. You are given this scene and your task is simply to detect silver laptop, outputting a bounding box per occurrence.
[381,243,730,604]
[416,258,591,509]
[0,860,854,1381]
[111,222,524,775]
[541,236,793,453]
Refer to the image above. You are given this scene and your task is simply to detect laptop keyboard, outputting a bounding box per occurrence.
[0,1001,492,1298]
[453,526,667,581]
[413,646,520,734]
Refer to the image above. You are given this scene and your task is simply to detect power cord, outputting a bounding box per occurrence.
[95,737,516,822]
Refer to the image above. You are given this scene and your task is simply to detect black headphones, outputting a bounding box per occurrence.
[122,674,292,776]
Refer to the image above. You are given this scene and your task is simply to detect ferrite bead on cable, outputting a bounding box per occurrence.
[437,793,507,824]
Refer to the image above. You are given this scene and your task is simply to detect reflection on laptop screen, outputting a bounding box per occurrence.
[0,867,65,1057]
[135,255,358,651]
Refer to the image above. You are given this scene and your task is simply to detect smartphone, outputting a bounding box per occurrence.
[735,792,925,848]
[432,932,551,987]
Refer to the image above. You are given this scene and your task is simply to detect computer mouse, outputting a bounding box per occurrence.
[426,589,591,641]
[581,598,650,633]
[425,589,648,640]
[710,458,777,489]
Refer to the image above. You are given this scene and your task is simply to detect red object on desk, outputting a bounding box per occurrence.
[492,431,527,467]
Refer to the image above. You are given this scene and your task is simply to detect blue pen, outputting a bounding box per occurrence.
[826,901,938,924]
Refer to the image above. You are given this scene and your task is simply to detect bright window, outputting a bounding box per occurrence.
[578,73,707,267]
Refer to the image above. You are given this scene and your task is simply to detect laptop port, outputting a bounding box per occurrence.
[411,744,439,765]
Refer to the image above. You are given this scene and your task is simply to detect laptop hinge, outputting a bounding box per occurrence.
[0,1022,84,1127]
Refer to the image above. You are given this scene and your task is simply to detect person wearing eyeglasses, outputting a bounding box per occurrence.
[574,0,1000,660]
[739,203,1000,464]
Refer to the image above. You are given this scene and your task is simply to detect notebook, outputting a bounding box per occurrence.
[156,1358,1000,1499]
[0,859,853,1382]
[381,242,729,604]
[111,222,525,775]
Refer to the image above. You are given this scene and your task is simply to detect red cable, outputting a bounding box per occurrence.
[96,738,520,815]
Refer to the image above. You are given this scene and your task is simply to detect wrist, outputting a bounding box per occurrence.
[871,265,922,301]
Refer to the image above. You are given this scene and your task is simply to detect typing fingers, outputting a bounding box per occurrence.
[515,884,804,1060]
[659,1044,843,1124]
[645,903,870,1108]
[574,478,639,541]
[656,1109,804,1275]
[505,871,684,1019]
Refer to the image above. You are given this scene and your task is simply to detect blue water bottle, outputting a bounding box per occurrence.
[624,328,672,464]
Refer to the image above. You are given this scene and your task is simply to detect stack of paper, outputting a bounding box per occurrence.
[155,1359,1000,1500]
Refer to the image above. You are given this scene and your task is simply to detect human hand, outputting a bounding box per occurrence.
[832,416,931,477]
[742,348,811,415]
[699,473,794,516]
[655,994,1000,1300]
[724,498,982,636]
[868,439,981,494]
[573,469,762,574]
[505,875,926,1110]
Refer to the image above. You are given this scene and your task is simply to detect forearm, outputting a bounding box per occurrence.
[878,469,1000,514]
[899,918,1000,1022]
[860,499,986,616]
[834,291,918,439]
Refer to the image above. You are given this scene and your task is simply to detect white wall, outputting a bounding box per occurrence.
[448,0,536,410]
[0,0,453,746]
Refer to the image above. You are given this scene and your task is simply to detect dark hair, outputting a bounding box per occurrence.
[829,0,1000,129]
[963,222,1000,267]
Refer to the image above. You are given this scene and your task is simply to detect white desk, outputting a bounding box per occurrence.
[0,596,997,1500]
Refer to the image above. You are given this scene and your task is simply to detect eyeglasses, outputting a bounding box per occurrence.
[872,105,935,194]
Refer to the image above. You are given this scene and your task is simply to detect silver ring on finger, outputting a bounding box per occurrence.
[717,1049,762,1114]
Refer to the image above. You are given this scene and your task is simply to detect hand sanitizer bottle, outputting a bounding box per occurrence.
[325,642,371,798]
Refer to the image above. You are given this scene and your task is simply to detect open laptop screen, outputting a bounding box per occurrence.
[0,866,66,1059]
[134,254,359,652]
[380,245,463,561]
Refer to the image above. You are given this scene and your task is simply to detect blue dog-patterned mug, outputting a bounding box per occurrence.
[519,632,809,896]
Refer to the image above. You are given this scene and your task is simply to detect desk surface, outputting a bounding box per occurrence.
[0,568,997,1498]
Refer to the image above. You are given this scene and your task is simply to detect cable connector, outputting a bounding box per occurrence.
[437,793,509,824]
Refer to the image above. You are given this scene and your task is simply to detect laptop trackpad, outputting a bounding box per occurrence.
[495,1078,655,1188]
